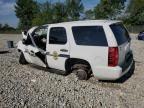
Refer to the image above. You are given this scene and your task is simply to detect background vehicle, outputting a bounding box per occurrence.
[138,31,144,40]
[17,20,134,81]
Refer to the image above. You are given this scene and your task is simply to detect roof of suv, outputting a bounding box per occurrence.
[48,20,122,26]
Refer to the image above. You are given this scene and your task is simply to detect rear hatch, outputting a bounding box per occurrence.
[110,23,133,71]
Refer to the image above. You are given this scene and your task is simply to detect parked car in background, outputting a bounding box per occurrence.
[138,31,144,40]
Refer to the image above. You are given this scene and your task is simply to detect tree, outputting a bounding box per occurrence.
[0,24,2,30]
[32,1,54,26]
[32,1,68,26]
[3,24,9,30]
[126,0,144,25]
[15,0,85,27]
[0,24,15,32]
[15,0,39,30]
[65,0,84,21]
[84,9,95,20]
[94,0,126,19]
[53,2,68,23]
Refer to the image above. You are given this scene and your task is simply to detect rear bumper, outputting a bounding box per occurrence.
[92,60,134,80]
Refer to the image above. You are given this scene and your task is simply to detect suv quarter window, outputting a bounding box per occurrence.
[110,24,130,45]
[72,26,108,46]
[49,27,67,44]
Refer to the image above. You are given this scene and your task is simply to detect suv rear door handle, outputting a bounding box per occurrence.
[60,49,68,52]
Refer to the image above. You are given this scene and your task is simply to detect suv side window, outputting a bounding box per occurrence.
[72,26,108,46]
[49,27,67,44]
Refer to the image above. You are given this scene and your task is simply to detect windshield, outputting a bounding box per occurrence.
[110,24,131,45]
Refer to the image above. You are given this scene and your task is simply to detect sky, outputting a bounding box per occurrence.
[0,0,100,28]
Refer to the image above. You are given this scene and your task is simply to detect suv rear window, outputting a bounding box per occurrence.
[110,24,130,45]
[72,26,108,46]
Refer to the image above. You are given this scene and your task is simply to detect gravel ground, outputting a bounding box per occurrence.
[0,34,144,108]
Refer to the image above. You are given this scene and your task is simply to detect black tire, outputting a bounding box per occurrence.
[77,69,88,80]
[72,64,90,80]
[19,52,28,65]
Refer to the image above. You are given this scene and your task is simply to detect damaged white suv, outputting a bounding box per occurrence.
[17,20,134,80]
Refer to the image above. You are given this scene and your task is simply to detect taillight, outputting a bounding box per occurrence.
[108,47,118,67]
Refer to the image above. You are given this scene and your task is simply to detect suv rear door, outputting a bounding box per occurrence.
[46,27,70,71]
[110,23,133,70]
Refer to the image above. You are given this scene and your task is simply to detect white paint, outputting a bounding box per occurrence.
[17,20,133,80]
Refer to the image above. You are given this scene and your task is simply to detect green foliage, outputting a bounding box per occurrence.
[0,23,19,34]
[32,0,84,25]
[94,0,126,19]
[32,1,68,26]
[15,0,39,29]
[0,24,2,29]
[14,0,144,28]
[0,24,15,31]
[65,0,84,21]
[32,1,53,26]
[15,0,84,27]
[126,0,144,25]
[53,3,68,23]
[84,9,95,20]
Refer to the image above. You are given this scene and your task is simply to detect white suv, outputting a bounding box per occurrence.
[17,20,134,80]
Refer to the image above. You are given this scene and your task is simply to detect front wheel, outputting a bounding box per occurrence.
[19,52,28,65]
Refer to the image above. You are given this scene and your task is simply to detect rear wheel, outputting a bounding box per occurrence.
[19,52,28,65]
[72,64,91,80]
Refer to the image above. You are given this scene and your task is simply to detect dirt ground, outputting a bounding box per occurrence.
[0,34,144,108]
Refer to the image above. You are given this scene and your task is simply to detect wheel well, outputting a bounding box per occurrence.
[65,58,91,72]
